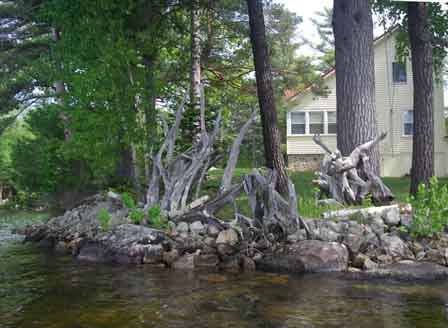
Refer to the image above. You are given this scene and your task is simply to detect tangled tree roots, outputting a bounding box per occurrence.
[312,133,394,206]
[145,92,303,243]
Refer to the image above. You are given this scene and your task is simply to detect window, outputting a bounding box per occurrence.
[327,112,337,134]
[291,112,305,134]
[403,110,413,136]
[393,62,407,83]
[289,111,336,135]
[309,112,324,134]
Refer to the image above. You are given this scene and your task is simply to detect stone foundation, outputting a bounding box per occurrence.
[288,154,324,171]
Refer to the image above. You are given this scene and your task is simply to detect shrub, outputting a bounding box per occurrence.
[408,176,448,238]
[97,208,111,231]
[129,209,144,225]
[121,192,136,209]
[147,205,167,229]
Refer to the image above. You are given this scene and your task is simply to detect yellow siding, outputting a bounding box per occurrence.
[287,31,448,177]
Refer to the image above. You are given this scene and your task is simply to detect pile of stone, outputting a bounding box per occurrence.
[22,194,448,279]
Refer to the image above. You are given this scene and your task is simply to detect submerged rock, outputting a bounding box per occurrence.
[364,261,448,280]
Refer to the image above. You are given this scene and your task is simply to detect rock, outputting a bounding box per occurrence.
[380,234,414,259]
[382,206,400,227]
[77,242,107,263]
[293,240,349,272]
[423,248,446,266]
[318,227,339,242]
[166,221,178,237]
[194,254,219,268]
[353,253,378,270]
[204,237,216,248]
[400,214,412,228]
[256,240,348,273]
[219,256,241,272]
[143,244,163,264]
[207,224,221,237]
[177,222,189,233]
[370,217,385,236]
[364,261,448,280]
[107,191,122,204]
[54,241,70,254]
[216,229,239,245]
[286,229,307,243]
[190,221,206,235]
[172,253,196,270]
[216,229,239,255]
[377,254,393,265]
[162,249,179,266]
[241,255,256,271]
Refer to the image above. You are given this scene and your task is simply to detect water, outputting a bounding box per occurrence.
[2,213,448,328]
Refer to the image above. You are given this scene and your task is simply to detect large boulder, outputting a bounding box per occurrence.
[380,234,414,259]
[364,260,448,280]
[256,240,349,273]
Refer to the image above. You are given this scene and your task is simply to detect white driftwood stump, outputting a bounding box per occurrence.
[312,133,394,206]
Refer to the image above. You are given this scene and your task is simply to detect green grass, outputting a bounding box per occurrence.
[204,168,448,219]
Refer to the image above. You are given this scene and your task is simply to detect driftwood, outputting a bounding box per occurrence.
[312,133,394,206]
[145,89,301,242]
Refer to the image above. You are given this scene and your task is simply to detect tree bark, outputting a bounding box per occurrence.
[408,2,434,195]
[190,0,204,134]
[247,0,288,193]
[332,0,379,174]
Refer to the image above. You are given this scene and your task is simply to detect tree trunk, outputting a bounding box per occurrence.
[247,0,288,194]
[332,0,379,174]
[408,3,434,195]
[190,0,204,135]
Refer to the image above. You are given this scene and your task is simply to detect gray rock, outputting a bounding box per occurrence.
[400,214,412,228]
[207,224,221,237]
[380,234,414,259]
[286,229,307,243]
[257,240,349,273]
[382,207,400,227]
[177,222,189,233]
[364,261,448,280]
[190,221,206,235]
[318,227,339,242]
[194,254,219,268]
[216,229,239,246]
[163,249,179,265]
[219,255,241,272]
[107,191,122,204]
[353,253,378,270]
[172,253,196,270]
[143,244,163,264]
[204,236,216,248]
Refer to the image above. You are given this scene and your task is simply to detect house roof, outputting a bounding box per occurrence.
[284,26,399,102]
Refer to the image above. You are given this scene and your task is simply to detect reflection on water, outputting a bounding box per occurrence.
[1,217,448,328]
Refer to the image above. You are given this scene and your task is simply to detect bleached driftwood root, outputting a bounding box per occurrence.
[312,133,394,206]
[144,91,301,243]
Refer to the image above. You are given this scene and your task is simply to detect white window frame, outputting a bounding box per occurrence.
[402,110,413,137]
[288,110,336,136]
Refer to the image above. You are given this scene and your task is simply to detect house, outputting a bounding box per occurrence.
[286,30,448,177]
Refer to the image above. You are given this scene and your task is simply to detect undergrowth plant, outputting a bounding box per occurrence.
[408,176,448,238]
[147,205,167,229]
[129,209,144,224]
[97,208,111,231]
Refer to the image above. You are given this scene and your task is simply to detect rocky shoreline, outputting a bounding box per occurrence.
[21,193,448,280]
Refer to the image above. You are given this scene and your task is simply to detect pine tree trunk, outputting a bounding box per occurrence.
[190,0,204,135]
[408,2,434,194]
[332,0,379,174]
[247,0,288,193]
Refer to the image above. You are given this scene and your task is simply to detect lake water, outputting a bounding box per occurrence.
[2,213,448,328]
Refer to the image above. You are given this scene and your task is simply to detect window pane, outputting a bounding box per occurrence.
[309,112,324,134]
[291,112,305,124]
[327,112,336,134]
[393,62,407,82]
[403,111,413,135]
[291,124,305,134]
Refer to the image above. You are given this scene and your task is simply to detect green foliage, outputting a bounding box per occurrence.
[129,209,144,225]
[121,192,136,209]
[147,205,167,229]
[97,208,111,231]
[407,177,448,238]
